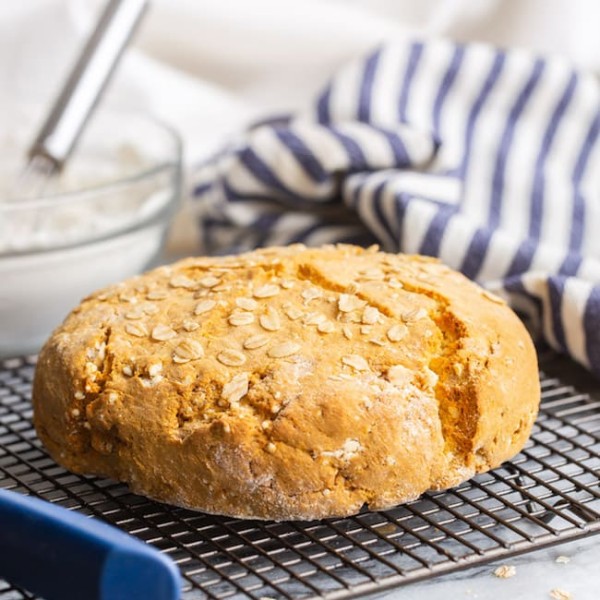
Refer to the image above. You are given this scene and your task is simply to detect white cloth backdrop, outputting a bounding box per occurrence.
[3,0,600,251]
[3,0,600,162]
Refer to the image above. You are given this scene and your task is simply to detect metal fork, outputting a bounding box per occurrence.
[18,0,149,198]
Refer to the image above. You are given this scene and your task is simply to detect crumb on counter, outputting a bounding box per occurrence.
[493,564,516,579]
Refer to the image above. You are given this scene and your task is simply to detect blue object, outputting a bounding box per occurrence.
[0,488,180,600]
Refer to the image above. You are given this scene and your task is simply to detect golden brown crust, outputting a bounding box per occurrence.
[32,244,540,520]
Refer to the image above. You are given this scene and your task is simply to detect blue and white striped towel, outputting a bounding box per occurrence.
[193,38,600,378]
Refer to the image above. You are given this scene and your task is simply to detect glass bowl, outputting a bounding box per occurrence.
[0,108,182,357]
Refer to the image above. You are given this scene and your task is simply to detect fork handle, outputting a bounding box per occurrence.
[28,0,149,173]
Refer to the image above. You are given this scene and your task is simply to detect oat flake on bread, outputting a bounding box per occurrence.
[33,244,540,520]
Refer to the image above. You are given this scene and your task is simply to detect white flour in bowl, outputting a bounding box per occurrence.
[0,164,176,357]
[0,106,181,357]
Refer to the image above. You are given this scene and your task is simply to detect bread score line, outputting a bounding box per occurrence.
[33,244,540,520]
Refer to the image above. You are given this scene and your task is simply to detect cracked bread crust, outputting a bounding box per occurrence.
[33,244,540,520]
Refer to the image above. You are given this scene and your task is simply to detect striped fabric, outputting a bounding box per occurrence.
[193,39,600,377]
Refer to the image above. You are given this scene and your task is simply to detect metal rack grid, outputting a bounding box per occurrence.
[1,355,599,599]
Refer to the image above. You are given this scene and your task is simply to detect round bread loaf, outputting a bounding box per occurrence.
[33,244,540,520]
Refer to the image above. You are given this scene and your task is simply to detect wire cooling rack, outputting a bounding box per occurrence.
[0,355,599,600]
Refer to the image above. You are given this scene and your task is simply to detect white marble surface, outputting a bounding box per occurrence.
[375,534,600,600]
